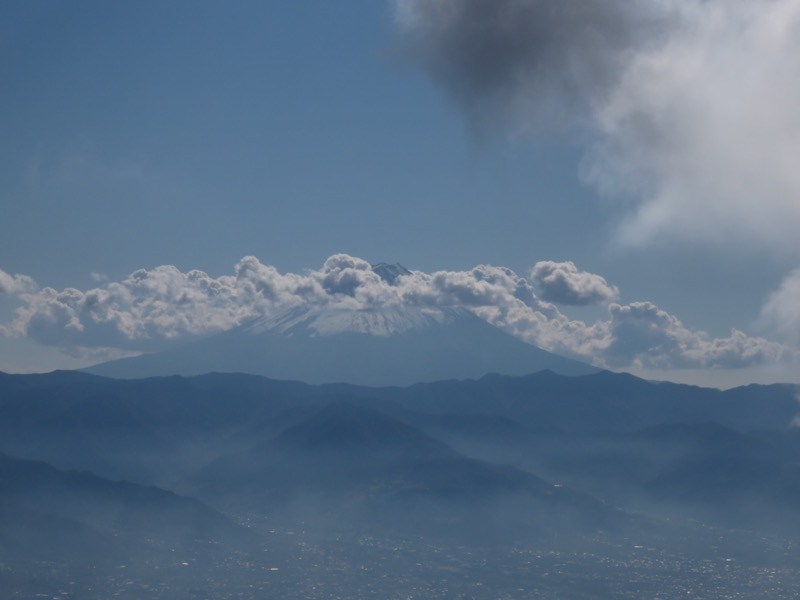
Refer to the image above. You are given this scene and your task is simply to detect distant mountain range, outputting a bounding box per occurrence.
[83,263,597,385]
[3,367,800,587]
[190,401,623,539]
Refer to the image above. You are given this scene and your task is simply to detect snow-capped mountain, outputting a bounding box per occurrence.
[248,301,465,337]
[84,264,597,385]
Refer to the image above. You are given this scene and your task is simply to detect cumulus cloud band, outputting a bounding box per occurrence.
[1,256,793,371]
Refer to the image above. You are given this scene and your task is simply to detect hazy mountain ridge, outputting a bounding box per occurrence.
[190,401,626,541]
[0,451,246,562]
[3,368,800,596]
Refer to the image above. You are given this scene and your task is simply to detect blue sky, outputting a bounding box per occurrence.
[2,0,800,387]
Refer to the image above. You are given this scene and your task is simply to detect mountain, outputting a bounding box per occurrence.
[4,365,800,596]
[371,261,413,284]
[192,402,624,540]
[84,301,597,385]
[319,369,799,433]
[0,452,244,562]
[3,369,800,548]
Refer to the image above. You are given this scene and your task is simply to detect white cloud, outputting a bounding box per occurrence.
[603,302,791,369]
[0,269,38,338]
[586,0,800,254]
[1,255,793,372]
[530,261,619,305]
[0,269,37,296]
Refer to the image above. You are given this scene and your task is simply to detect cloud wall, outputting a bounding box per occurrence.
[1,255,792,370]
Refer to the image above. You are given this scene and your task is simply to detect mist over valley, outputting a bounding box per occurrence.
[3,365,800,598]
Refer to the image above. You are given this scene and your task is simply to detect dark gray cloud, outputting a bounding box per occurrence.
[396,0,666,132]
[530,261,618,305]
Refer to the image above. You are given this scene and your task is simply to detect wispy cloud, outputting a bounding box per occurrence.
[1,255,793,371]
[760,268,800,346]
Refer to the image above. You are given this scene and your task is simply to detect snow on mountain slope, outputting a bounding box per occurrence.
[84,264,597,385]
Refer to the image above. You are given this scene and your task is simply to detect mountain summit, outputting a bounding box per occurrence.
[371,262,413,284]
[84,263,597,385]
